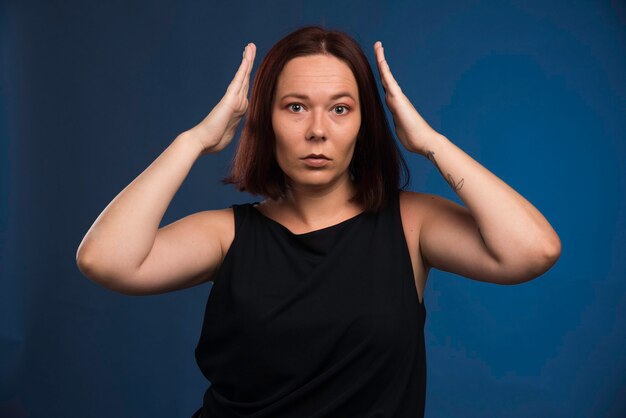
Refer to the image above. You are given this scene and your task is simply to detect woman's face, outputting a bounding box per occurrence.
[272,54,361,192]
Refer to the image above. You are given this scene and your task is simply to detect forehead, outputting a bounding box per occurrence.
[275,54,358,96]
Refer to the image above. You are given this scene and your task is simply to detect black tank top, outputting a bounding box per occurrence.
[193,191,427,417]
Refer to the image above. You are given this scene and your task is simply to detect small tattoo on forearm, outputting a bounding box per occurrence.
[426,150,465,192]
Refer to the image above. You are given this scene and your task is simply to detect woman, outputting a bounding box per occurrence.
[77,26,561,417]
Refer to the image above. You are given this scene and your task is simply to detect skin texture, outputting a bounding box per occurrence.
[256,54,365,232]
[77,41,561,300]
[272,54,361,192]
[373,40,561,285]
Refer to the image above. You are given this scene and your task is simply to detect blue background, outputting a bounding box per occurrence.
[1,0,625,417]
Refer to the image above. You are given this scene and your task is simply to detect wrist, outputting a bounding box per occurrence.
[418,133,449,158]
[175,131,205,158]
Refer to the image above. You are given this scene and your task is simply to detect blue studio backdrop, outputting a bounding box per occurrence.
[1,0,625,417]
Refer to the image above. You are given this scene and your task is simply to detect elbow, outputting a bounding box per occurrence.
[76,251,95,279]
[497,236,562,285]
[76,252,141,296]
[527,230,562,277]
[76,252,110,288]
[532,240,562,280]
[512,241,562,284]
[76,241,100,281]
[541,232,562,267]
[533,243,561,278]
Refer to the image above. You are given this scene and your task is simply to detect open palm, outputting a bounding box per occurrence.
[373,41,440,156]
[189,43,257,155]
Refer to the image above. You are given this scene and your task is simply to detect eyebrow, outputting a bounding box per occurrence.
[279,92,357,102]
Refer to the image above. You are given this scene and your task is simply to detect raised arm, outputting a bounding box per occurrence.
[76,43,257,295]
[374,41,561,284]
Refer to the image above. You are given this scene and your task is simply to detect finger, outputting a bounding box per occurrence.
[374,41,402,96]
[227,44,251,94]
[239,43,256,96]
[373,41,390,92]
[240,43,256,97]
[238,43,252,95]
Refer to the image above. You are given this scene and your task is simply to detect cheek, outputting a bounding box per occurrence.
[273,113,295,143]
[273,134,297,173]
[273,122,304,162]
[272,115,288,165]
[342,123,361,159]
[343,143,358,166]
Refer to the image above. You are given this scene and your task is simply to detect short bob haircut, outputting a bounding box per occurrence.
[222,25,410,212]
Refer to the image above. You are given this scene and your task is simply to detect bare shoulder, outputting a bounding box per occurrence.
[399,190,450,217]
[196,207,236,258]
[399,190,440,250]
[398,190,435,303]
[399,189,462,250]
[398,190,439,222]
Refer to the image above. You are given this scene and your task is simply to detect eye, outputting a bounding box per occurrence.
[288,103,304,113]
[333,105,350,115]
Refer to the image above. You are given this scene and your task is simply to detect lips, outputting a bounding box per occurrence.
[301,154,331,167]
[303,153,329,160]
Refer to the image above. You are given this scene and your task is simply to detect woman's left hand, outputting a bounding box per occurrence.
[374,41,442,156]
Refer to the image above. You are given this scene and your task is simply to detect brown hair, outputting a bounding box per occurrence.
[222,25,410,212]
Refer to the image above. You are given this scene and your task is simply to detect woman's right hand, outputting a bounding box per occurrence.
[186,43,257,156]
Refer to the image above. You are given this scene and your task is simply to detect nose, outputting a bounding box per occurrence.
[306,109,327,141]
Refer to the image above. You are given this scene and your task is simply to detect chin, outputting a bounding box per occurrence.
[286,171,345,189]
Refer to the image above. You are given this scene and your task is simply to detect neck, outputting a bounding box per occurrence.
[281,174,362,228]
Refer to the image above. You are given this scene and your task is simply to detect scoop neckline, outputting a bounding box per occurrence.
[251,203,366,237]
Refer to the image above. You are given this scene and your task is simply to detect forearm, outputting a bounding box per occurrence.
[76,132,203,281]
[423,134,561,264]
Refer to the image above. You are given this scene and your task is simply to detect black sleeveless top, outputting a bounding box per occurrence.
[193,191,427,417]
